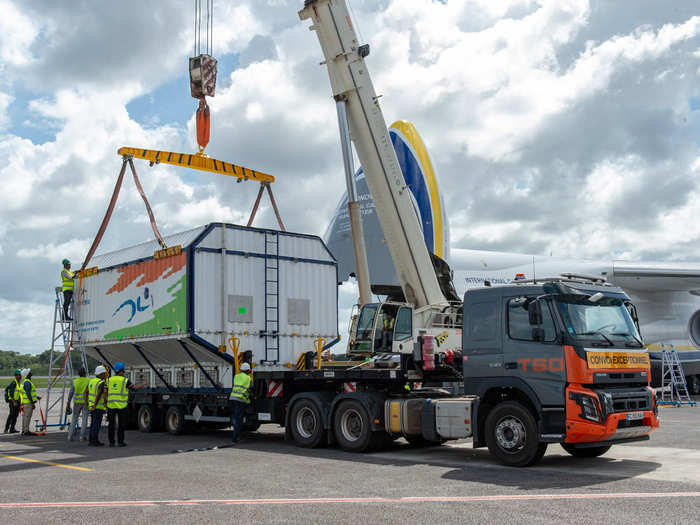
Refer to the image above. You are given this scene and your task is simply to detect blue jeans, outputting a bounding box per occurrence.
[89,409,104,444]
[231,401,247,443]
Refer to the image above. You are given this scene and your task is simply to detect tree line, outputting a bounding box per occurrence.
[0,349,99,376]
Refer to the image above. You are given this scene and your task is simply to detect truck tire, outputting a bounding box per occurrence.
[485,401,547,467]
[333,399,373,452]
[289,399,325,448]
[561,443,612,458]
[165,406,186,435]
[687,375,700,395]
[137,405,159,433]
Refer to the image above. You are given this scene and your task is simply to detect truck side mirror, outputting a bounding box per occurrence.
[531,327,545,342]
[528,300,542,325]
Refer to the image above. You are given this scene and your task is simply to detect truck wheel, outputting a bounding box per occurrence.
[485,401,547,467]
[137,405,159,433]
[561,444,612,458]
[289,399,325,448]
[333,399,372,452]
[687,375,700,395]
[165,406,186,435]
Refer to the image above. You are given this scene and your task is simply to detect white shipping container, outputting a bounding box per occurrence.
[78,223,339,381]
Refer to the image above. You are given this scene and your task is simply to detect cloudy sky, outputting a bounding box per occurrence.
[0,0,698,353]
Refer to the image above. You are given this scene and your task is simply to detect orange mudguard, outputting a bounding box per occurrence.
[196,98,210,152]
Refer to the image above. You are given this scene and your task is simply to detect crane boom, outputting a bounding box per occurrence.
[299,0,447,309]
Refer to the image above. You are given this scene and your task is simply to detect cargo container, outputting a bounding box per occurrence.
[79,223,339,390]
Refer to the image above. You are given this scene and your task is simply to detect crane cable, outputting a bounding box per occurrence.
[194,0,213,57]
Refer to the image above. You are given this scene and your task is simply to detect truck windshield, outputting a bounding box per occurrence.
[555,296,642,347]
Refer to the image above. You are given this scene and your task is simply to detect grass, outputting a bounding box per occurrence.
[1,376,52,389]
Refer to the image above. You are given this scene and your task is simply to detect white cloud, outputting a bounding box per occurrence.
[0,92,12,129]
[1,0,699,353]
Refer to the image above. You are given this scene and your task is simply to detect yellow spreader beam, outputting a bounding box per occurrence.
[117,147,275,183]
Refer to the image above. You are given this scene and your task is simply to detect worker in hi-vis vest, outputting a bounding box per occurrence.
[61,259,76,321]
[3,369,22,434]
[229,363,253,444]
[106,362,134,447]
[85,366,107,446]
[381,310,395,350]
[19,368,39,436]
[65,367,90,442]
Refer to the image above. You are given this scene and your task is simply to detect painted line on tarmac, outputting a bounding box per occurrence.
[0,453,94,472]
[1,492,699,509]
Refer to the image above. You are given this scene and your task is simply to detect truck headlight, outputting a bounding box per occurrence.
[570,392,601,423]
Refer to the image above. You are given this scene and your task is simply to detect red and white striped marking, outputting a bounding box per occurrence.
[343,382,357,393]
[267,380,283,398]
[0,492,698,509]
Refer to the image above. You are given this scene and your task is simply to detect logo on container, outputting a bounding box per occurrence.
[113,287,154,323]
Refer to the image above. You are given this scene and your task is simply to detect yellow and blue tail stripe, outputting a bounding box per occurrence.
[388,120,445,259]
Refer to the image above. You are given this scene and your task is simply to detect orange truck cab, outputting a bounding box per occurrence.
[463,278,659,466]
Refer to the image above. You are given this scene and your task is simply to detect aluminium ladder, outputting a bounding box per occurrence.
[263,231,280,363]
[659,344,696,407]
[41,288,89,431]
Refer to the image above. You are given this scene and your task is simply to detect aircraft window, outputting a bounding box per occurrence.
[508,298,556,342]
[356,305,377,341]
[394,307,412,341]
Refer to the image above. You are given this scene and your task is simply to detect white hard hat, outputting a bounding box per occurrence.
[240,363,251,372]
[95,365,107,376]
[21,368,30,378]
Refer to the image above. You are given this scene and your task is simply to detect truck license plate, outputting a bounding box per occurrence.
[626,411,644,421]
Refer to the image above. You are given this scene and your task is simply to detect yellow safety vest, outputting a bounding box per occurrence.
[87,378,106,411]
[107,375,129,410]
[384,317,395,330]
[230,372,252,404]
[12,378,21,402]
[21,379,37,405]
[61,268,74,292]
[73,377,90,404]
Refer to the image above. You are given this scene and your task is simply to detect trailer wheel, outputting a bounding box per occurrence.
[289,399,325,448]
[687,375,700,395]
[165,406,186,435]
[485,401,547,467]
[333,400,374,452]
[561,443,612,458]
[137,405,159,433]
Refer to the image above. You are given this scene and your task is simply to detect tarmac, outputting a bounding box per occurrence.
[0,392,698,524]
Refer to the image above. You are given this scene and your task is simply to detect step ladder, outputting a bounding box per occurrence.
[263,231,280,363]
[659,344,697,407]
[41,288,89,431]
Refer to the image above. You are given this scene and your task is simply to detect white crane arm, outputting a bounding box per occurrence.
[299,0,447,308]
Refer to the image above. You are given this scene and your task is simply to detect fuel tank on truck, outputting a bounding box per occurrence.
[76,223,339,389]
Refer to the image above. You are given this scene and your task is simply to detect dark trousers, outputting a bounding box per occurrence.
[107,408,127,444]
[231,401,247,443]
[89,409,104,444]
[63,290,73,319]
[4,401,19,432]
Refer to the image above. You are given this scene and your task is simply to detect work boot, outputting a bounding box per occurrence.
[24,431,37,436]
[118,443,127,447]
[108,443,115,447]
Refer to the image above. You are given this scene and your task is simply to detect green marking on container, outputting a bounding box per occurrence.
[238,307,247,314]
